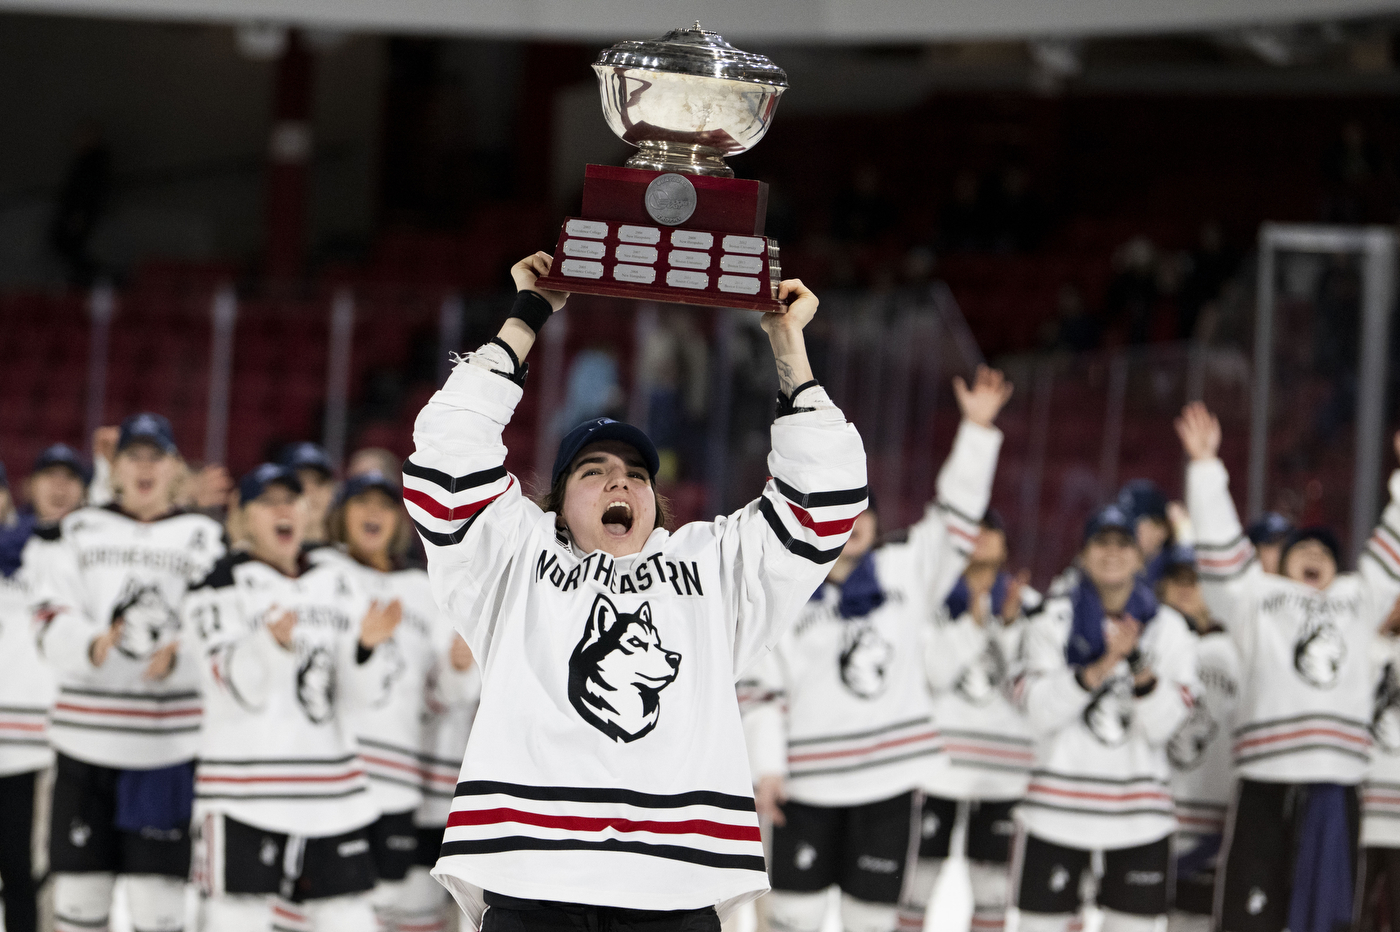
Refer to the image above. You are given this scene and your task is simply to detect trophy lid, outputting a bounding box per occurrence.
[594,22,789,88]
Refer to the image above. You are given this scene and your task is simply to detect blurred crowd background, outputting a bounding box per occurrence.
[3,16,1400,581]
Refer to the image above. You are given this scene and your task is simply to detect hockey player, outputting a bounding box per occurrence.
[0,459,59,932]
[30,413,225,932]
[741,367,1010,932]
[1177,401,1400,932]
[282,442,337,547]
[1155,546,1239,932]
[1010,504,1197,932]
[903,511,1038,932]
[322,470,475,932]
[405,253,867,931]
[186,463,402,932]
[1355,597,1400,932]
[1117,480,1176,585]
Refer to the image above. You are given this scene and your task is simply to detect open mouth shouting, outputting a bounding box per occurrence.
[602,500,634,537]
[274,519,295,545]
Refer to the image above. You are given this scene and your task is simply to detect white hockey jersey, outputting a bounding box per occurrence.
[1168,627,1239,838]
[315,551,442,817]
[1364,635,1400,847]
[32,506,224,769]
[742,420,1001,807]
[0,534,55,776]
[923,584,1041,802]
[406,344,866,920]
[1014,598,1197,850]
[184,551,387,837]
[1189,459,1400,785]
[417,637,482,830]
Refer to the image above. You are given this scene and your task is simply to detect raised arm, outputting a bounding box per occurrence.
[904,367,1011,605]
[714,281,868,673]
[1177,402,1259,631]
[404,255,568,660]
[1359,432,1400,623]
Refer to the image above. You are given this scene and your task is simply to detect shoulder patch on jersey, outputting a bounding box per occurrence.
[192,551,254,591]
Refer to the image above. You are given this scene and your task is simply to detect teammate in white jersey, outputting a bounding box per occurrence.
[1155,547,1239,932]
[1177,402,1400,932]
[30,413,225,932]
[901,512,1038,932]
[187,463,402,932]
[323,470,476,932]
[1011,504,1197,932]
[741,367,1010,932]
[405,253,866,932]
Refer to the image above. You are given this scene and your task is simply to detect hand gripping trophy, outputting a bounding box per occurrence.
[533,23,789,312]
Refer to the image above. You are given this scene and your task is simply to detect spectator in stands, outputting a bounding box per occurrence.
[48,123,112,287]
[347,447,402,485]
[1105,236,1159,345]
[281,442,337,547]
[941,170,989,253]
[1178,221,1238,340]
[832,164,895,244]
[1040,284,1100,353]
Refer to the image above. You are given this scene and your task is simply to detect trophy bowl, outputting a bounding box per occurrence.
[594,23,788,178]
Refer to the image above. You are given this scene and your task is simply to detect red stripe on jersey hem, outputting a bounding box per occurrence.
[788,730,941,764]
[1234,726,1370,752]
[1026,783,1171,804]
[447,806,761,842]
[404,478,513,522]
[943,742,1035,763]
[52,702,201,719]
[0,721,46,732]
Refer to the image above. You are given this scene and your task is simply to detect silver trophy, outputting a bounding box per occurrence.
[594,22,789,179]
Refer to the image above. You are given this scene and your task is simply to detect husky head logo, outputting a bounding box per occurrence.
[955,638,1007,706]
[1083,678,1134,746]
[1167,698,1219,770]
[568,593,680,742]
[112,578,180,659]
[296,645,338,724]
[839,623,894,699]
[1294,615,1346,689]
[1373,661,1400,752]
[368,639,405,709]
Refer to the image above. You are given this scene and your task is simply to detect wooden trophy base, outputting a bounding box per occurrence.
[533,165,784,313]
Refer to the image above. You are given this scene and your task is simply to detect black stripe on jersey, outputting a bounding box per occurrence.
[0,705,50,714]
[410,508,487,548]
[455,780,756,813]
[0,738,48,747]
[1363,548,1400,583]
[368,772,423,791]
[59,686,201,702]
[440,835,766,872]
[1233,712,1368,736]
[941,728,1034,747]
[403,460,508,495]
[360,736,419,756]
[949,758,1032,774]
[1235,742,1371,766]
[937,499,981,526]
[789,717,932,747]
[789,747,942,778]
[54,913,108,928]
[758,498,844,565]
[1029,770,1169,787]
[50,720,200,736]
[772,477,868,510]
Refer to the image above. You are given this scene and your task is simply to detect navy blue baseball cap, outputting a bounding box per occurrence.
[1281,525,1342,568]
[238,463,303,504]
[118,413,178,456]
[281,441,334,478]
[551,418,660,487]
[1117,479,1169,523]
[334,471,402,510]
[1083,504,1137,545]
[1161,543,1197,572]
[33,444,92,485]
[1248,512,1295,547]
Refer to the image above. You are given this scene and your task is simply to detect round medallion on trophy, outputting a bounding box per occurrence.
[645,173,698,226]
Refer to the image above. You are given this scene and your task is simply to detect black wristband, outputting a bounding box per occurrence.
[776,379,822,418]
[356,644,374,665]
[509,290,554,335]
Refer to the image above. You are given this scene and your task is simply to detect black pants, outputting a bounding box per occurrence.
[1357,847,1400,932]
[1218,780,1360,932]
[0,769,39,932]
[481,892,720,932]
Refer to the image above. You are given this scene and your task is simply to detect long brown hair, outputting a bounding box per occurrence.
[328,489,414,567]
[533,473,674,537]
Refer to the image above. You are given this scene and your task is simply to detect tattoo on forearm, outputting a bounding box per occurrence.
[775,357,799,394]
